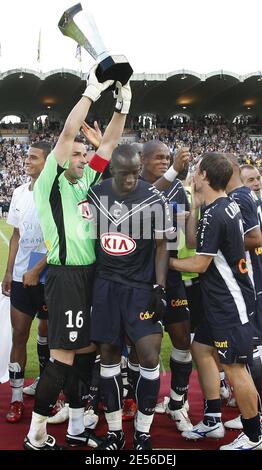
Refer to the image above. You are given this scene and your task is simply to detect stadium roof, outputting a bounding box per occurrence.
[1,68,262,122]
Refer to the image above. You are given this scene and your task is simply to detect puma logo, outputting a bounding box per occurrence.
[218,350,227,359]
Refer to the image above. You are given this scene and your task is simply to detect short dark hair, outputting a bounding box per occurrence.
[30,141,52,159]
[74,136,85,144]
[111,144,139,166]
[142,140,168,159]
[199,153,233,190]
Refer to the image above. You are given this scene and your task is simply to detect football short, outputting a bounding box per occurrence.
[10,281,47,319]
[164,277,190,325]
[45,264,94,350]
[184,278,205,332]
[91,278,162,347]
[194,320,253,365]
[250,294,262,346]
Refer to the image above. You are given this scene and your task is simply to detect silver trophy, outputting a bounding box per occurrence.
[58,3,133,85]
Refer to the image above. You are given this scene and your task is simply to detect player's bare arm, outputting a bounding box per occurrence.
[95,82,131,163]
[153,148,190,191]
[81,120,102,150]
[244,226,262,250]
[23,256,47,288]
[2,227,20,296]
[53,64,113,167]
[169,253,213,273]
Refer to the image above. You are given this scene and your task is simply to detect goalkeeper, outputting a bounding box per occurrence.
[24,64,128,451]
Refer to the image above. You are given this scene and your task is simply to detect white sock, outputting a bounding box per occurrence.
[219,371,225,381]
[136,410,154,433]
[105,410,122,431]
[27,412,48,447]
[11,378,24,402]
[9,362,24,402]
[67,407,85,435]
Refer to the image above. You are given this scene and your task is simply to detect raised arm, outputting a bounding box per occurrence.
[53,65,113,167]
[154,148,190,191]
[185,183,203,249]
[89,81,132,170]
[81,121,102,150]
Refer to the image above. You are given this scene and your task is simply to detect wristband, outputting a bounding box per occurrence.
[89,154,109,173]
[163,166,178,182]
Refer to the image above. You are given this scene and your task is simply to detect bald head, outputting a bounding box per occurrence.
[111,144,140,168]
[131,142,143,156]
[142,140,169,159]
[141,140,171,183]
[110,144,141,195]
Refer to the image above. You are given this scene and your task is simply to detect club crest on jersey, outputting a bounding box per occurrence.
[113,209,122,218]
[101,232,136,256]
[69,331,78,342]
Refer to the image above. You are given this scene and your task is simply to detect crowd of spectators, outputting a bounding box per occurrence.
[1,116,262,217]
[137,115,262,168]
[0,139,29,216]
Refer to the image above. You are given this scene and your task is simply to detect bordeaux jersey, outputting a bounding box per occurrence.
[257,196,262,231]
[165,179,190,286]
[229,186,262,299]
[87,178,174,289]
[139,177,189,286]
[196,196,255,328]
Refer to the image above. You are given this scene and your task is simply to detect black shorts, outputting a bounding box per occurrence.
[45,264,94,350]
[194,320,253,366]
[251,294,262,346]
[184,278,205,332]
[10,281,47,319]
[164,277,190,325]
[91,278,162,347]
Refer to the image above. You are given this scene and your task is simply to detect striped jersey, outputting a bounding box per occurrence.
[196,196,255,328]
[87,178,174,289]
[229,186,262,299]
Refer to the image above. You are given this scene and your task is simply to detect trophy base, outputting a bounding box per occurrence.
[96,55,133,85]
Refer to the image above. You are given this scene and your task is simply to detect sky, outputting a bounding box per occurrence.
[0,0,261,75]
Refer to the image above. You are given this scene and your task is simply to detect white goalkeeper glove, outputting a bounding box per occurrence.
[114,80,132,114]
[83,63,114,102]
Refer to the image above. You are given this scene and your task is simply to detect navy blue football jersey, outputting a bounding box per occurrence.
[229,186,262,299]
[196,196,255,328]
[165,179,190,286]
[87,178,174,289]
[256,194,262,231]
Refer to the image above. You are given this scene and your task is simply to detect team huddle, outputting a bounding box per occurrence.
[2,62,262,451]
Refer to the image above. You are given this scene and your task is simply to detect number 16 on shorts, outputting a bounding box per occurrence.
[65,310,84,343]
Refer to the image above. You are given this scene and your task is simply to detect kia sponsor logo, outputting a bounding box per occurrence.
[100,232,136,256]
